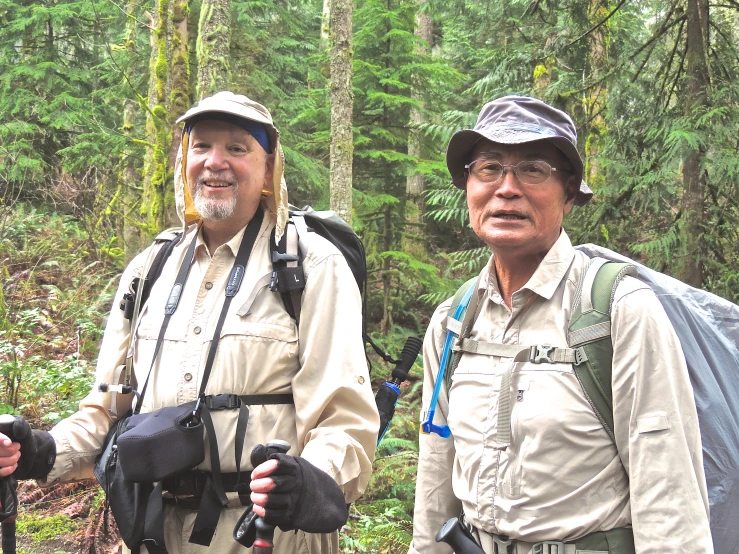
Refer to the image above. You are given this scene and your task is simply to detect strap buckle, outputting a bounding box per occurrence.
[529,344,554,364]
[493,535,513,554]
[205,393,241,411]
[533,541,566,554]
[271,251,299,264]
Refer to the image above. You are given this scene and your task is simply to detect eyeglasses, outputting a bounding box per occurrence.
[464,159,570,186]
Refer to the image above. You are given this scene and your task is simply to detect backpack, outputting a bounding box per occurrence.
[428,245,739,554]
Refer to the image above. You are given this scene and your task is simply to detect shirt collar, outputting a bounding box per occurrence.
[195,208,273,258]
[479,229,576,302]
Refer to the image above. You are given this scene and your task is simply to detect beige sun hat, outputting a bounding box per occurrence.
[174,91,290,242]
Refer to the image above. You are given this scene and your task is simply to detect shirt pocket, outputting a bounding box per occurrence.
[211,313,300,396]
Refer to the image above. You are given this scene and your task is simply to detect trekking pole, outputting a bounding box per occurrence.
[436,517,485,554]
[251,440,291,554]
[0,415,18,554]
[375,336,422,444]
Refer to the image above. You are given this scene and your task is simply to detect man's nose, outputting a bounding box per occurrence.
[204,146,229,171]
[495,167,523,197]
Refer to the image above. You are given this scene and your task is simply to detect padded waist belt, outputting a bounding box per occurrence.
[473,527,635,554]
[163,470,252,497]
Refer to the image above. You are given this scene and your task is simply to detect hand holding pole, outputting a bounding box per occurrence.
[0,415,18,554]
[251,440,291,554]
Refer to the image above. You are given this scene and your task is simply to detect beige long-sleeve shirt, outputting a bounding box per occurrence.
[49,209,378,501]
[410,231,711,554]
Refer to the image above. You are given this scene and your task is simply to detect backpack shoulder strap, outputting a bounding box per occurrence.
[442,277,479,394]
[568,257,636,441]
[269,216,305,325]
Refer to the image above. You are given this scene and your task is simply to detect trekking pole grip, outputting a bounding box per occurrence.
[252,440,291,554]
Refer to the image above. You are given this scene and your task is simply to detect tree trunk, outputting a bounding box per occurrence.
[196,0,231,99]
[168,0,190,227]
[122,99,141,259]
[584,0,609,192]
[320,0,330,51]
[329,0,353,225]
[405,0,431,254]
[676,0,709,287]
[141,0,173,239]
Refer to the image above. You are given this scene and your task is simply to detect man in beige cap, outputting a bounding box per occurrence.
[0,91,379,553]
[409,96,711,554]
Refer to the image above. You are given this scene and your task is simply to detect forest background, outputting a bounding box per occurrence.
[1,0,738,552]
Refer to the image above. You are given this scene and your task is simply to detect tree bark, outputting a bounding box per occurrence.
[676,0,709,287]
[329,0,353,225]
[141,0,173,239]
[122,99,141,259]
[584,0,609,192]
[196,0,231,99]
[168,0,190,227]
[405,0,432,254]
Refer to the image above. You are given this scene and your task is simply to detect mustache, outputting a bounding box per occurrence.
[195,170,237,187]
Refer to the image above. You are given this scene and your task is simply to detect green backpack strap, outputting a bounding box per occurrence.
[443,277,479,394]
[568,257,637,441]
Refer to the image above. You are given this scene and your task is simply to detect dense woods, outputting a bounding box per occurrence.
[1,0,738,551]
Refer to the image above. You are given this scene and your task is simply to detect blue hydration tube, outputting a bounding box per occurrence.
[421,283,475,438]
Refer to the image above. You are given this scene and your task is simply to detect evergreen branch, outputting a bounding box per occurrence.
[565,0,628,48]
[664,43,688,109]
[708,19,739,66]
[628,0,683,62]
[104,0,153,30]
[657,18,686,99]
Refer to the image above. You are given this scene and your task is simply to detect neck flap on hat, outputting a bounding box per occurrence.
[174,128,289,244]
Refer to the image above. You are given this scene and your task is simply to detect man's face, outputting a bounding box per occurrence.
[465,139,575,258]
[186,119,273,226]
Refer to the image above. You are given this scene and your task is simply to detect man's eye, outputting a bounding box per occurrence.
[478,162,502,173]
[190,142,208,150]
[520,162,546,174]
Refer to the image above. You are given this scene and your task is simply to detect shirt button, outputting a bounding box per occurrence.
[357,376,365,385]
[194,326,202,335]
[205,282,213,290]
[184,373,193,382]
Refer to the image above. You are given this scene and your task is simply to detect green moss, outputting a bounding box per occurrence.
[17,513,78,544]
[533,63,549,81]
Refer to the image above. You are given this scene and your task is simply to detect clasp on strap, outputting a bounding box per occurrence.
[206,393,241,411]
[574,347,588,366]
[533,541,566,554]
[493,535,513,554]
[529,344,554,364]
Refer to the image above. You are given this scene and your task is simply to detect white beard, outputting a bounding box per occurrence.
[192,179,238,221]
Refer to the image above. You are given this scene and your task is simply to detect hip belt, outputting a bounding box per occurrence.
[473,526,635,554]
[162,471,253,510]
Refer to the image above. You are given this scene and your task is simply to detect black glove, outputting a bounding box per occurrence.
[4,417,56,481]
[250,444,348,534]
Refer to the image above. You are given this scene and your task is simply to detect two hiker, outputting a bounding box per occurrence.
[0,92,714,554]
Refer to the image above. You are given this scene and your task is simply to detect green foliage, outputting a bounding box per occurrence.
[17,512,79,544]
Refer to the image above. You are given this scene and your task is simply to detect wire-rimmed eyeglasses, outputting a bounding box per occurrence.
[464,159,571,186]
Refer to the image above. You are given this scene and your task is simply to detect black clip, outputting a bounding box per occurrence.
[206,393,241,411]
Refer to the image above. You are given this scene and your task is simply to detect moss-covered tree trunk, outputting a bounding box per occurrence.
[196,0,231,99]
[122,99,141,259]
[404,0,431,255]
[584,0,609,192]
[168,0,191,227]
[676,0,710,286]
[329,0,353,225]
[141,0,173,238]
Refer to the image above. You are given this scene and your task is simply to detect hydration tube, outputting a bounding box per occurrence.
[421,283,475,438]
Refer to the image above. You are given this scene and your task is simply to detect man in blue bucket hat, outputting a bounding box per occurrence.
[410,96,711,554]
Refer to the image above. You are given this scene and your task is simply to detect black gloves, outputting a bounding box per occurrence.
[3,417,56,481]
[250,444,349,534]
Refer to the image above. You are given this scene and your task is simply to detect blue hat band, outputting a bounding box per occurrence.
[186,112,272,153]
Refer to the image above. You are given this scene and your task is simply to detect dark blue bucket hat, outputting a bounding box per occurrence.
[446,95,594,206]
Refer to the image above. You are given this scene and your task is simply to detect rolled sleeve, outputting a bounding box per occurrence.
[611,277,712,554]
[293,246,379,503]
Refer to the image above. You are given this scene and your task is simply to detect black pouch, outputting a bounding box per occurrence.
[116,401,205,483]
[94,412,152,547]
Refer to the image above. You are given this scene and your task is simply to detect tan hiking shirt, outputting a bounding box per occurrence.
[47,210,378,552]
[410,231,711,554]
